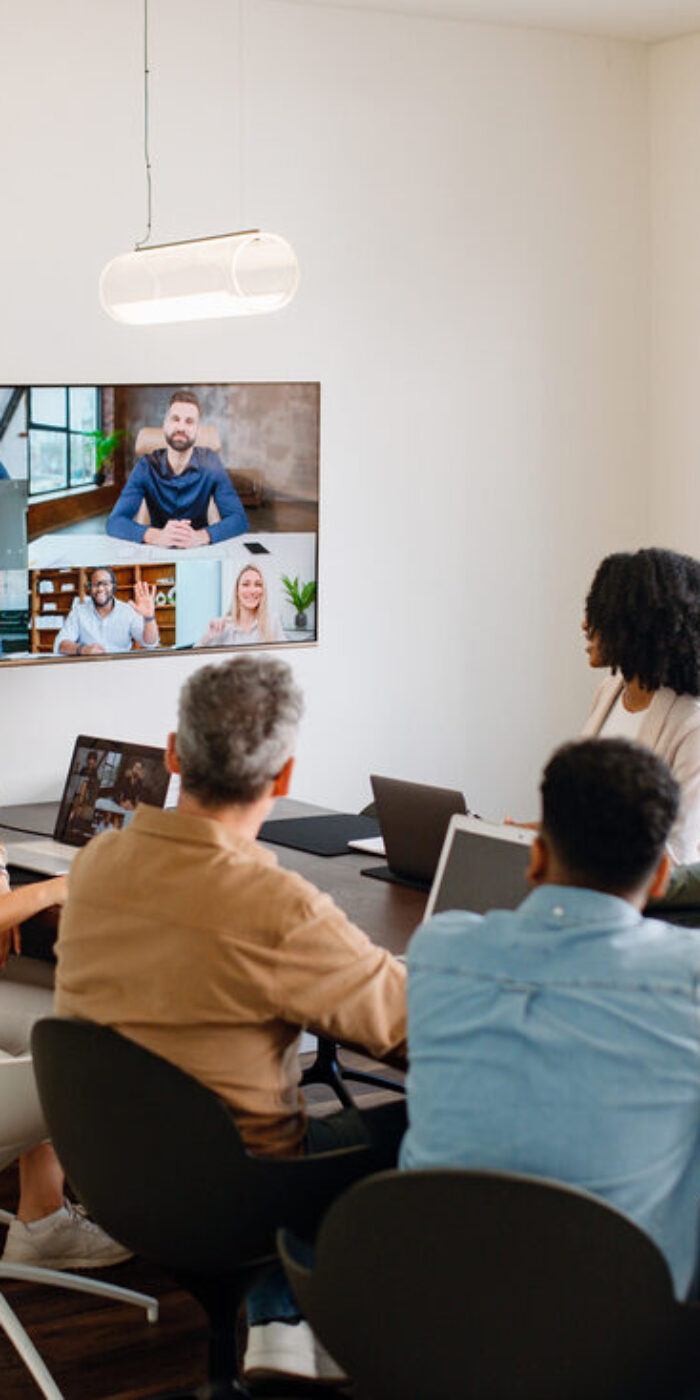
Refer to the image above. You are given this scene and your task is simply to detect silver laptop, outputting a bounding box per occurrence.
[4,734,170,876]
[425,814,535,919]
[360,774,468,890]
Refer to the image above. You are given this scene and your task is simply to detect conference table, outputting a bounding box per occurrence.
[0,795,428,963]
[0,795,423,1104]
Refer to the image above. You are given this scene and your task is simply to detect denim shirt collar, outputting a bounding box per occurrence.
[517,884,643,933]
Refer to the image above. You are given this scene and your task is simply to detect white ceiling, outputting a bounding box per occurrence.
[280,0,700,43]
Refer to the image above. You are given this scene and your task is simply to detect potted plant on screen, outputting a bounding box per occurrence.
[282,575,316,630]
[87,429,124,486]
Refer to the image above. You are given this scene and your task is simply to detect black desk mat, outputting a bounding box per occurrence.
[259,813,380,857]
[361,864,432,892]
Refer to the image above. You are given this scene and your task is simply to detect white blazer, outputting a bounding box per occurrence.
[582,673,700,865]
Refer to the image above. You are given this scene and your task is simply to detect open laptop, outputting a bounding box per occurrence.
[358,774,468,890]
[425,813,534,919]
[3,734,171,877]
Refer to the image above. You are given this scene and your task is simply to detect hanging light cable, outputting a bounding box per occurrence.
[99,0,299,325]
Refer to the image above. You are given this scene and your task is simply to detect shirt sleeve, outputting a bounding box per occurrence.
[106,461,149,543]
[127,605,159,650]
[54,599,82,653]
[206,459,249,543]
[270,886,407,1062]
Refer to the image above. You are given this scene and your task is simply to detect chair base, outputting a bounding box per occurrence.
[301,1036,405,1107]
[0,1261,158,1320]
[0,1263,158,1400]
[172,1267,262,1400]
[301,1039,355,1108]
[342,1064,406,1097]
[0,1291,68,1400]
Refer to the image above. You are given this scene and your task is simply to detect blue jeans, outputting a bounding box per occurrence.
[246,1099,406,1326]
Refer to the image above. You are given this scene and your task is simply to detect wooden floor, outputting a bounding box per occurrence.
[0,1161,209,1400]
[0,1053,401,1400]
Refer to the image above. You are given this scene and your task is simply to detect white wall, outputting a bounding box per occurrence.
[0,0,650,816]
[650,34,700,552]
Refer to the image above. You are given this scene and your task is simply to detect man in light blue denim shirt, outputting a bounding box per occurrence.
[402,737,700,1298]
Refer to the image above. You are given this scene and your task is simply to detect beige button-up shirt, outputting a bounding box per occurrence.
[55,805,407,1156]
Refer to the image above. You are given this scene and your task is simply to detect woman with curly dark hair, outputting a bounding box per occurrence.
[581,547,700,863]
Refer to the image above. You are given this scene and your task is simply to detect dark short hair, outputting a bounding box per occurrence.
[585,547,700,695]
[89,566,117,591]
[168,389,201,414]
[540,738,679,894]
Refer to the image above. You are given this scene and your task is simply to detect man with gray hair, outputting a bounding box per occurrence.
[55,654,407,1383]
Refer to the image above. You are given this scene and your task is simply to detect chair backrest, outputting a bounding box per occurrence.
[31,1018,378,1277]
[279,1168,700,1400]
[134,425,221,456]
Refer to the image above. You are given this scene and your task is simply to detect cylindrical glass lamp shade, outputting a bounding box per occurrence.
[99,230,299,325]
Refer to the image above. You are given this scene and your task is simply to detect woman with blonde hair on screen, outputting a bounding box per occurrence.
[198,563,285,648]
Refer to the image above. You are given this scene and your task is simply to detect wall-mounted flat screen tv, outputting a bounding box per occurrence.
[0,383,319,665]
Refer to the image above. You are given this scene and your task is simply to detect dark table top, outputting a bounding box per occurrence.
[0,796,426,960]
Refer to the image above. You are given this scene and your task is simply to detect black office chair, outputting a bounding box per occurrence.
[31,1017,385,1399]
[278,1168,700,1400]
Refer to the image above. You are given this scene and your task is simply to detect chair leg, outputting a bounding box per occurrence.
[208,1280,253,1395]
[0,1290,68,1400]
[0,1262,158,1321]
[301,1037,355,1108]
[341,1065,406,1096]
[302,1035,406,1103]
[184,1270,260,1399]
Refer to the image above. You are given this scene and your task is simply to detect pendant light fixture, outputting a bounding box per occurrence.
[99,1,299,326]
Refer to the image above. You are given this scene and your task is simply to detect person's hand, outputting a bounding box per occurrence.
[172,523,210,549]
[80,644,106,655]
[129,580,157,617]
[207,618,227,637]
[0,925,21,969]
[504,817,539,831]
[143,519,204,548]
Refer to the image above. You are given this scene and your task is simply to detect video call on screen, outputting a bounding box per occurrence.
[55,739,170,846]
[0,383,319,665]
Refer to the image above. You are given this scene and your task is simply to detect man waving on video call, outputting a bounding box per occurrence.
[55,569,160,656]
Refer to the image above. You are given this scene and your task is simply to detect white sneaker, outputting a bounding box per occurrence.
[1,1201,132,1270]
[243,1319,317,1381]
